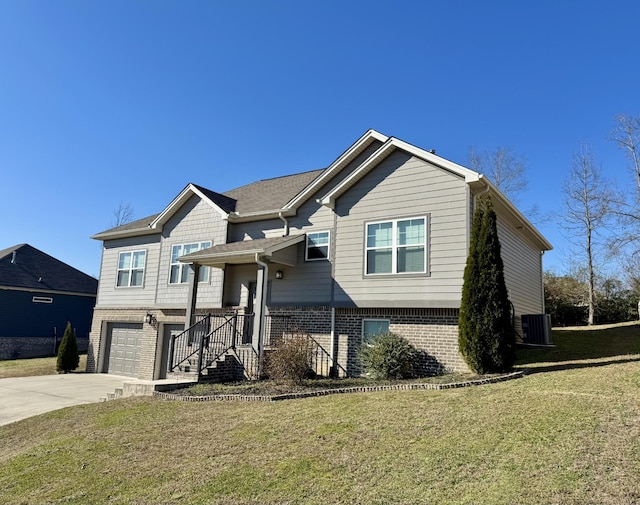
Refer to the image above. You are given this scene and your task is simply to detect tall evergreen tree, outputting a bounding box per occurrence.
[458,201,484,370]
[459,197,515,373]
[56,321,79,373]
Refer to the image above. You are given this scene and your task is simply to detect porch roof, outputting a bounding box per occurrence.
[177,235,305,268]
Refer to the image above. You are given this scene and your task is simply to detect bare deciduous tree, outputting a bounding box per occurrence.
[468,146,528,203]
[610,114,640,192]
[111,202,135,227]
[561,143,614,325]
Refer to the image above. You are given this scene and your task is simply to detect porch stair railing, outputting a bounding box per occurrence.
[168,313,257,378]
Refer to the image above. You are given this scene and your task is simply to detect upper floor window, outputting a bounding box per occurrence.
[306,231,330,261]
[170,242,212,284]
[117,250,146,287]
[365,217,427,275]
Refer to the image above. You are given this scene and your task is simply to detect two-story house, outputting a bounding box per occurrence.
[87,130,552,380]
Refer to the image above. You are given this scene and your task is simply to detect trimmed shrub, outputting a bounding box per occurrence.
[56,321,79,373]
[265,335,313,385]
[358,332,417,379]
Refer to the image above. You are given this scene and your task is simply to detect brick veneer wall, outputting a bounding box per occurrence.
[87,307,224,380]
[266,306,469,377]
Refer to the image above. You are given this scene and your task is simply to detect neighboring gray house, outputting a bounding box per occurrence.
[0,244,98,359]
[87,130,552,380]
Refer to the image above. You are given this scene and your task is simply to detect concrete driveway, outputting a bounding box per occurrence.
[0,373,131,426]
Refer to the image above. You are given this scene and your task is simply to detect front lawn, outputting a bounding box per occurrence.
[0,354,87,379]
[0,324,639,504]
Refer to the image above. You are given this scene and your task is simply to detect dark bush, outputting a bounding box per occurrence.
[56,321,79,373]
[358,332,417,379]
[265,335,313,385]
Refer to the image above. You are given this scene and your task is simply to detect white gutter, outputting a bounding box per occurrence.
[278,212,289,237]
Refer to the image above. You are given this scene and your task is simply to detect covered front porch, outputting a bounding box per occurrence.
[166,235,338,380]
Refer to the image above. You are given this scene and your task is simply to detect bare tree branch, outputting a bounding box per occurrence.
[468,145,528,203]
[111,202,135,227]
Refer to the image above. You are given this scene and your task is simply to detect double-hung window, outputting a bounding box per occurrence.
[170,241,212,284]
[117,250,146,287]
[306,231,330,261]
[365,216,427,275]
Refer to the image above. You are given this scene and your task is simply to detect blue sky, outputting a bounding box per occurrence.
[1,1,638,278]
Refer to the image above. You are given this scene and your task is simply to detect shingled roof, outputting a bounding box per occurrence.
[222,169,325,214]
[0,244,98,295]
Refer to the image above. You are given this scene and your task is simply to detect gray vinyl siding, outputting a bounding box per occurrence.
[497,218,544,335]
[155,195,227,309]
[96,235,161,308]
[333,151,469,308]
[223,264,256,308]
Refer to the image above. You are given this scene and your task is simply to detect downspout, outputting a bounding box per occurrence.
[278,212,289,237]
[255,253,269,375]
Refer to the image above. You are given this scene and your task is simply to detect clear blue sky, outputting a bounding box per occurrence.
[1,1,638,278]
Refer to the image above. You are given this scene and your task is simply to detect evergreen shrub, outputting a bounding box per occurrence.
[56,321,79,373]
[358,332,417,379]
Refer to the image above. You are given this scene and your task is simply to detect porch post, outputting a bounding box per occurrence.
[252,264,266,351]
[184,263,201,331]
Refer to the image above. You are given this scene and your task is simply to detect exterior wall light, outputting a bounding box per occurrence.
[145,312,157,325]
[275,270,284,280]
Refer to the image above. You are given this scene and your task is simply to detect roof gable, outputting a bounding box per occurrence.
[0,244,98,294]
[150,183,236,228]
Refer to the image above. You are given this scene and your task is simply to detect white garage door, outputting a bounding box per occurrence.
[106,323,143,377]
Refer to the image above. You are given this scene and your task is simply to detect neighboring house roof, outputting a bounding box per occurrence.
[179,235,306,267]
[0,244,98,295]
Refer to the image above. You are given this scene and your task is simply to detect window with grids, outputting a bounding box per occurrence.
[116,250,146,287]
[365,217,427,275]
[170,242,212,284]
[306,231,330,261]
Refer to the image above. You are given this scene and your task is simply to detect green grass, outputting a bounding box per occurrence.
[0,354,87,378]
[1,325,639,504]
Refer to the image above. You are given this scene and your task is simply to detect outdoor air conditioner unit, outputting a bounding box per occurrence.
[521,314,553,345]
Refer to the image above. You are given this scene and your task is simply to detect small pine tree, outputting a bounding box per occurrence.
[56,321,79,373]
[459,197,515,373]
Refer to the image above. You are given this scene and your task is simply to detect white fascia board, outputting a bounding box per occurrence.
[471,176,553,251]
[149,183,228,229]
[90,227,160,241]
[283,129,389,211]
[319,138,397,208]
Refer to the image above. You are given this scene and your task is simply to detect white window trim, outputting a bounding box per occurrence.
[116,249,147,288]
[305,230,330,262]
[169,241,212,285]
[364,215,428,276]
[362,318,390,342]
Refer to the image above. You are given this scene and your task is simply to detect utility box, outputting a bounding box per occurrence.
[521,314,553,345]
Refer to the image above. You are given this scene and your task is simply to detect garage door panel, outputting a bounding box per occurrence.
[106,323,143,377]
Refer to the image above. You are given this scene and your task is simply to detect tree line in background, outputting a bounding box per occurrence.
[472,114,640,326]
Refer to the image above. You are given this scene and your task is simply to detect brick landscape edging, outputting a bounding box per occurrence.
[153,370,525,403]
